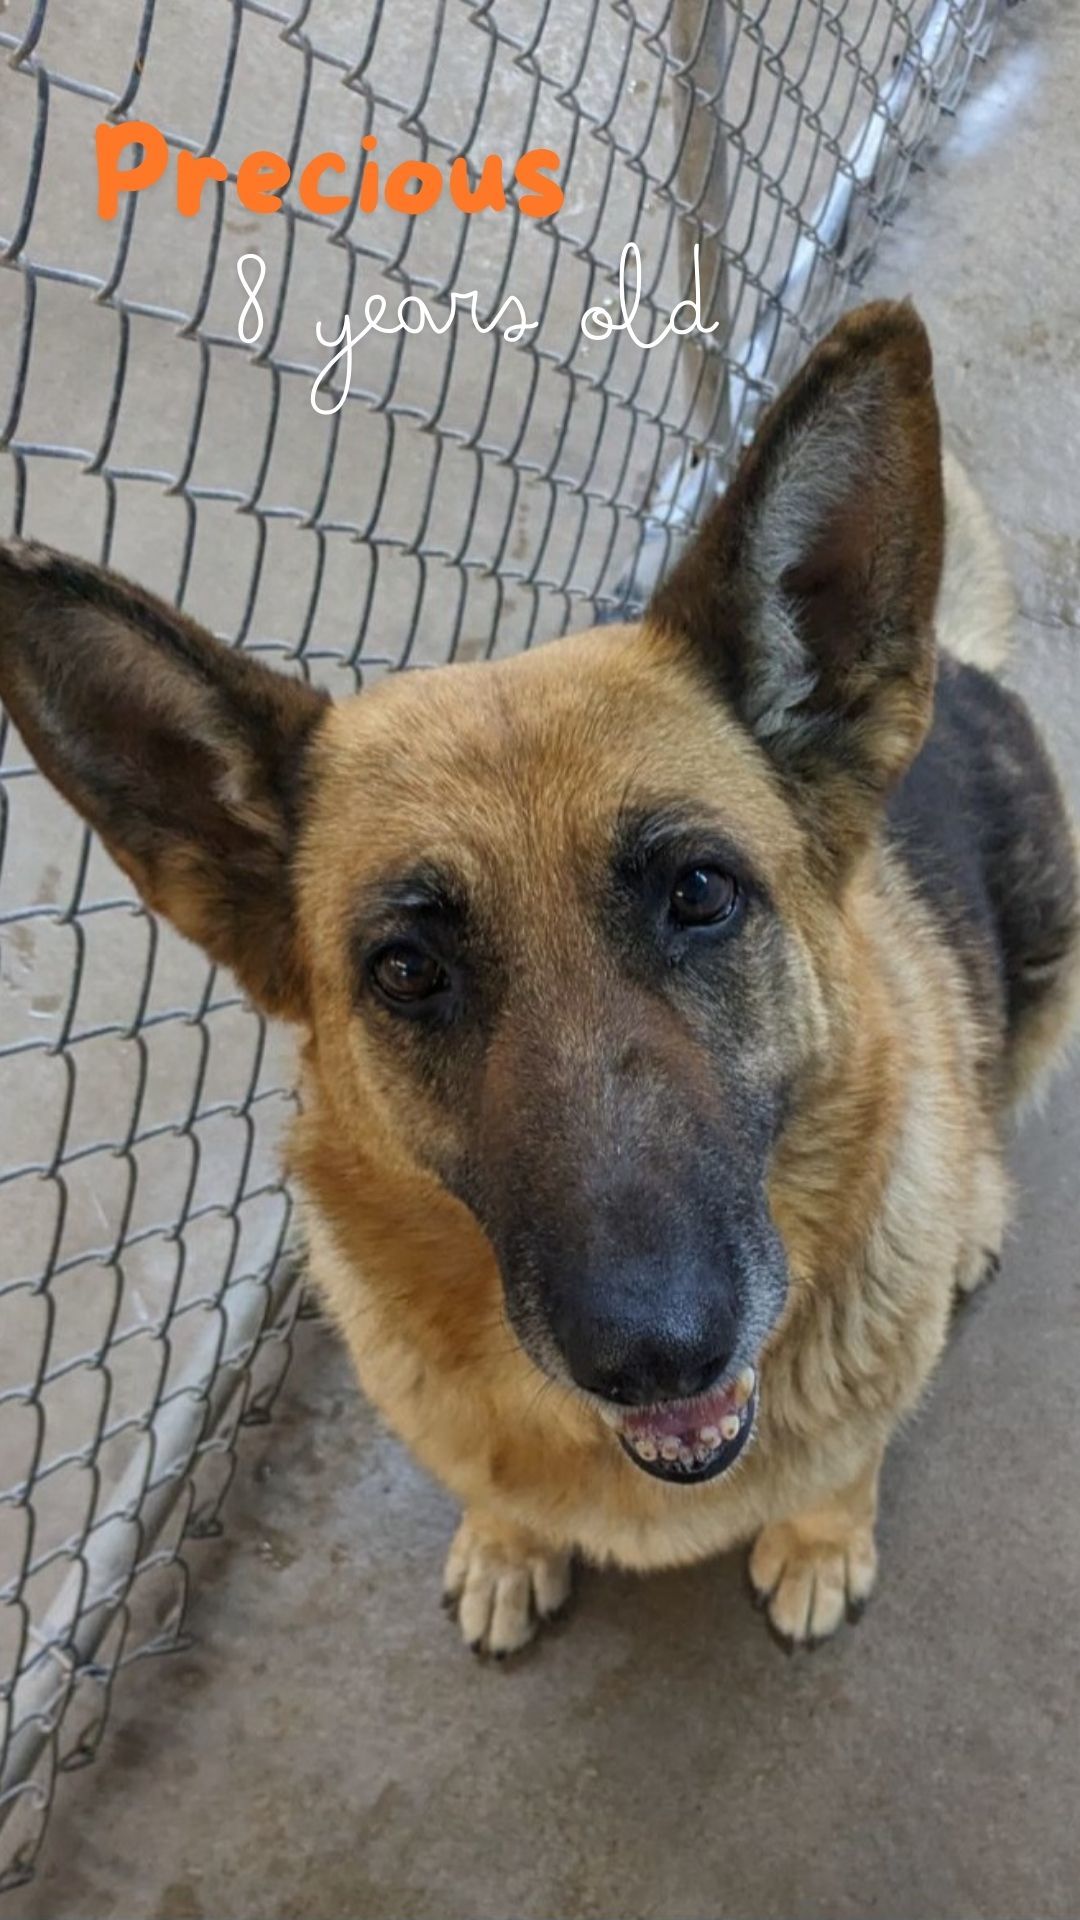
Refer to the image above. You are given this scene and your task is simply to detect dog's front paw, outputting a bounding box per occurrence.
[955,1242,1001,1299]
[748,1516,877,1648]
[442,1513,573,1658]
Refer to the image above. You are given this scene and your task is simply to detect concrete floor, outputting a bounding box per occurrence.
[6,1,1080,1915]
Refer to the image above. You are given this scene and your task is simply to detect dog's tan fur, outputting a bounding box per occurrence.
[2,303,1077,1655]
[289,620,1015,1645]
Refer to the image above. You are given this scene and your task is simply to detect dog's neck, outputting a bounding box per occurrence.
[770,837,980,1295]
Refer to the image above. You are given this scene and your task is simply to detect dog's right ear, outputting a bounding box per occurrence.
[0,541,328,1019]
[648,300,944,873]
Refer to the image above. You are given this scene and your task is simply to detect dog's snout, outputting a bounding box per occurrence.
[475,1029,790,1418]
[562,1308,733,1409]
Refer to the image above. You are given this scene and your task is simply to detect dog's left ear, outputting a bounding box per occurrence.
[0,543,328,1018]
[649,300,944,868]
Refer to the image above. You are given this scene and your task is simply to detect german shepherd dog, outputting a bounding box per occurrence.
[3,303,1077,1654]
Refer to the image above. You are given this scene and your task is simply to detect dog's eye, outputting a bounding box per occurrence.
[669,865,739,927]
[369,942,449,1008]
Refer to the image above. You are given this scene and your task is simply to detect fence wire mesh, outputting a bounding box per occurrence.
[0,0,1000,1889]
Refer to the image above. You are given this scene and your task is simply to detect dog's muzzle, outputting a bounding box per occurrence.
[616,1366,757,1485]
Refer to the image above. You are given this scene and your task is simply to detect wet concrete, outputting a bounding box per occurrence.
[5,1,1080,1915]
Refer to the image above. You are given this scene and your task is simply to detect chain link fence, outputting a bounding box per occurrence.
[0,0,1001,1890]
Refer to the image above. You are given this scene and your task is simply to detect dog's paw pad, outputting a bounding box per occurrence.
[442,1517,572,1658]
[748,1520,876,1648]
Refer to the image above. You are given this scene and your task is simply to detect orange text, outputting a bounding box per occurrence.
[96,122,564,222]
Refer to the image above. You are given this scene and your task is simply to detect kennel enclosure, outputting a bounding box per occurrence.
[0,0,1001,1887]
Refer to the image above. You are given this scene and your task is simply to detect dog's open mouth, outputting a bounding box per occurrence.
[617,1367,757,1484]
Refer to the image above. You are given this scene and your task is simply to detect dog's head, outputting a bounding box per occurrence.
[0,302,943,1484]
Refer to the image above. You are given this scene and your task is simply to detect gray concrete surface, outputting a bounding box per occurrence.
[4,1,1080,1915]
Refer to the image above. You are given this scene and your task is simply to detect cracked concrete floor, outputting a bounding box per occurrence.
[6,3,1080,1916]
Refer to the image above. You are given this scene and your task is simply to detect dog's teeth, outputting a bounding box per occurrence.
[633,1437,658,1462]
[694,1442,712,1463]
[720,1413,741,1442]
[698,1425,720,1448]
[734,1366,756,1407]
[678,1445,695,1468]
[659,1436,681,1462]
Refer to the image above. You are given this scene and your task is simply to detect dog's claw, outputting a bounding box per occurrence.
[764,1616,799,1657]
[538,1597,572,1628]
[747,1567,771,1611]
[955,1242,1003,1305]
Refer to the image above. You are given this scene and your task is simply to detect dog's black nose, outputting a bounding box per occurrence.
[568,1333,730,1408]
